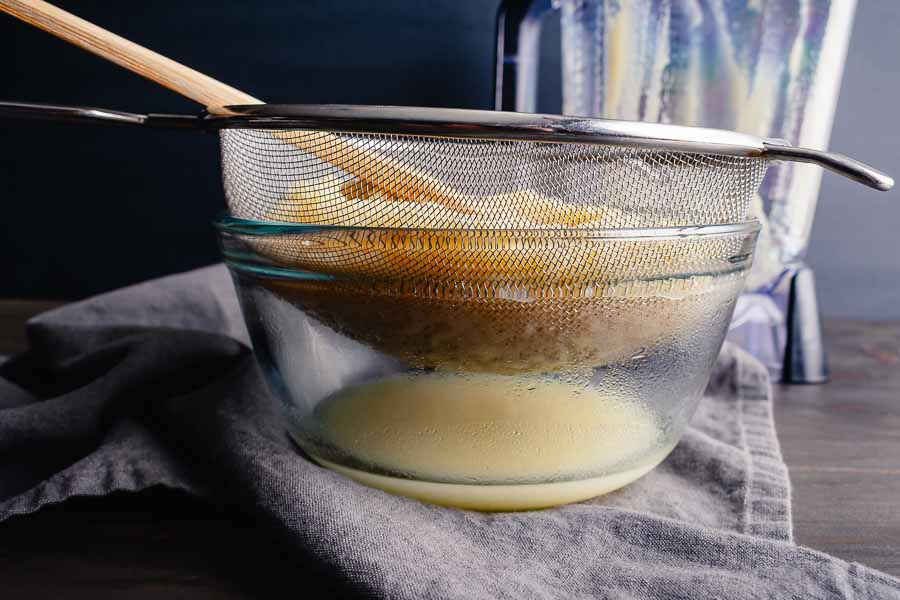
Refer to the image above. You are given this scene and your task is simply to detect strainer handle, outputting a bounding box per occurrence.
[763,141,894,192]
[0,100,203,129]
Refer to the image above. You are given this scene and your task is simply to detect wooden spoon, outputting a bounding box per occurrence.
[0,0,470,212]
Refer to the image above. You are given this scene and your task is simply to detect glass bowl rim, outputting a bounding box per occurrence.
[214,214,761,241]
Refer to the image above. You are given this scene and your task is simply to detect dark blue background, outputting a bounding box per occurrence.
[1,0,565,298]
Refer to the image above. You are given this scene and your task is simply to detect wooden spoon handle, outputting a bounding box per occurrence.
[0,0,260,111]
[0,0,488,216]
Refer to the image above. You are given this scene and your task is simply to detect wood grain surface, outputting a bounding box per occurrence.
[774,319,900,576]
[1,302,898,597]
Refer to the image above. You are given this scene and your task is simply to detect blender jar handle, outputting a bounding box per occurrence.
[494,0,557,113]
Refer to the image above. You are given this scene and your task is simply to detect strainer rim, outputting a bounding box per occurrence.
[207,104,768,157]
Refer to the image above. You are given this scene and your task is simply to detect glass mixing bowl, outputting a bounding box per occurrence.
[217,217,759,511]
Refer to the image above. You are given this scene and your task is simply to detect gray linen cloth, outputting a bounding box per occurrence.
[1,264,898,599]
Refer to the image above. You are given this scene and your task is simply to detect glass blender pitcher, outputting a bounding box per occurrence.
[495,0,858,382]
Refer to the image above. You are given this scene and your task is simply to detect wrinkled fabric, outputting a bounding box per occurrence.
[1,265,898,599]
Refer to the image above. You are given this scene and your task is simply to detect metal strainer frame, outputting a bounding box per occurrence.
[0,102,892,230]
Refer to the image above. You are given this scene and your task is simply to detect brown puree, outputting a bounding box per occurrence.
[258,273,743,374]
[243,226,750,373]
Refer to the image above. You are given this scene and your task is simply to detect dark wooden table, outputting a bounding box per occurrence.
[1,300,898,597]
[773,319,900,577]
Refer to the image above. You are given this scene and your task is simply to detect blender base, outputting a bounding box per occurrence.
[784,266,829,384]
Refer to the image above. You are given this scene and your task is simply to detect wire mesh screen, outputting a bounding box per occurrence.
[244,228,754,290]
[219,129,768,229]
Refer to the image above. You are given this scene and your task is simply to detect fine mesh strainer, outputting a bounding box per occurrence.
[0,101,893,231]
[219,114,768,229]
[0,0,891,231]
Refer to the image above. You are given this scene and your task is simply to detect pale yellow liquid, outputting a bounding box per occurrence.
[302,372,672,511]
